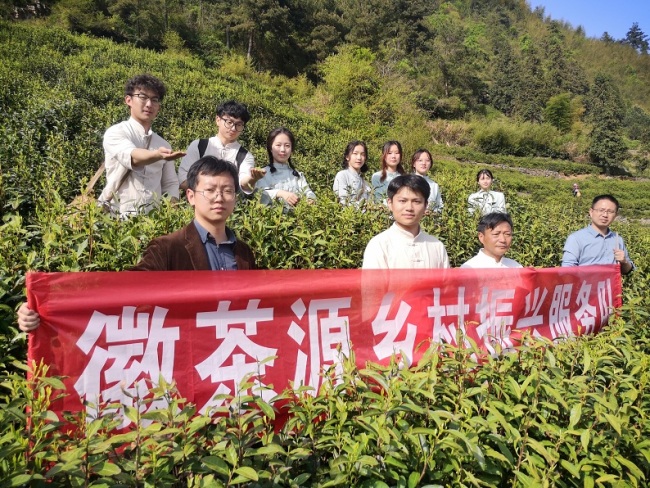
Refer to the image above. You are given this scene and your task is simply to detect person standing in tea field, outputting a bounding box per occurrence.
[411,148,443,213]
[371,141,406,204]
[254,127,317,210]
[98,74,185,217]
[562,194,633,275]
[467,169,507,216]
[362,174,450,269]
[461,212,522,269]
[333,140,372,206]
[572,183,582,197]
[17,156,256,332]
[178,100,265,195]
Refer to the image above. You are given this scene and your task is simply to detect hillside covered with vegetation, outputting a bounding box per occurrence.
[1,4,650,485]
[4,0,650,176]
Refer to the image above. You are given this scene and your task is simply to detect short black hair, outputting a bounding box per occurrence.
[386,174,430,201]
[186,156,239,192]
[341,140,369,173]
[124,74,166,100]
[216,100,251,123]
[477,212,513,234]
[592,194,619,211]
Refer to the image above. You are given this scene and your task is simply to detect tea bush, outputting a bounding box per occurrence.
[2,307,650,486]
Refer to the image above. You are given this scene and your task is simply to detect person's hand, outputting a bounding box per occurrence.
[17,302,40,333]
[613,248,627,264]
[249,167,266,182]
[158,148,186,161]
[278,190,300,206]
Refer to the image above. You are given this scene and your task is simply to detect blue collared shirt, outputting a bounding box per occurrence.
[562,225,633,268]
[193,219,238,270]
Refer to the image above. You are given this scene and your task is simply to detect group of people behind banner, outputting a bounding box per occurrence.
[16,74,634,332]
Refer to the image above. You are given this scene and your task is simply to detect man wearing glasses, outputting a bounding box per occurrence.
[99,74,185,216]
[178,100,264,193]
[17,156,256,332]
[562,194,633,274]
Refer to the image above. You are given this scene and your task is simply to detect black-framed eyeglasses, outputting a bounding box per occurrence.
[194,188,237,201]
[220,117,245,132]
[130,93,161,105]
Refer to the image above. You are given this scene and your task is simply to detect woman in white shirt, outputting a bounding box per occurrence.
[371,141,405,203]
[467,168,506,215]
[255,127,316,210]
[411,148,443,213]
[333,140,371,206]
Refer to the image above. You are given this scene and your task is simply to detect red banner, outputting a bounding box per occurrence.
[27,266,621,426]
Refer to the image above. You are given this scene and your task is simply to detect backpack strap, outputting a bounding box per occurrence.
[235,146,248,170]
[198,138,209,158]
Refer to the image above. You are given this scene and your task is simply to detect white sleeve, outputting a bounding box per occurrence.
[333,171,347,204]
[161,160,179,198]
[496,192,507,212]
[103,124,136,170]
[362,237,387,269]
[238,150,256,195]
[178,140,201,185]
[299,172,317,200]
[238,150,255,178]
[467,193,478,214]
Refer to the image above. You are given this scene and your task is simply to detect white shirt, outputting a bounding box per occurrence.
[178,136,255,186]
[333,168,371,205]
[417,174,443,212]
[362,223,450,269]
[468,190,506,215]
[255,163,316,209]
[99,117,179,216]
[461,249,522,269]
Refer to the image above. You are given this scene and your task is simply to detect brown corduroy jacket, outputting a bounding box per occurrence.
[131,222,256,271]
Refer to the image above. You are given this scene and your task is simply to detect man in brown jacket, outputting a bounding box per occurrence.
[18,156,255,331]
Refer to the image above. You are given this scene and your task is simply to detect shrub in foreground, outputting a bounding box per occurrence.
[2,305,650,486]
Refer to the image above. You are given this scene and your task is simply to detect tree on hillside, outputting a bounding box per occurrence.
[600,32,615,43]
[422,4,488,115]
[544,92,572,133]
[514,37,546,123]
[490,39,518,116]
[622,22,649,54]
[586,74,627,174]
[542,21,588,97]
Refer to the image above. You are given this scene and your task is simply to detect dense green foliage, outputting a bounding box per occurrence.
[1,21,650,486]
[2,307,650,486]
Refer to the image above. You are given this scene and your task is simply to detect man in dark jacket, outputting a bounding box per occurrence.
[18,156,255,331]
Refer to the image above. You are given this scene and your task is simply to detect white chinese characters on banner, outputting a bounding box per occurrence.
[63,273,616,427]
[74,306,179,427]
[288,297,352,395]
[194,299,276,414]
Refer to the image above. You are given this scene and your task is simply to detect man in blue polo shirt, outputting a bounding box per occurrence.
[562,194,633,275]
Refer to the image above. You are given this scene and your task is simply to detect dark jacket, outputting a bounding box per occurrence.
[131,223,256,271]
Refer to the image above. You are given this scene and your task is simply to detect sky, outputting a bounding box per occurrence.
[528,0,650,40]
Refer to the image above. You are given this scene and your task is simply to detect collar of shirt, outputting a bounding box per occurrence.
[586,225,613,239]
[478,249,506,266]
[346,167,362,179]
[193,219,236,245]
[389,222,423,242]
[127,117,153,139]
[212,136,241,151]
